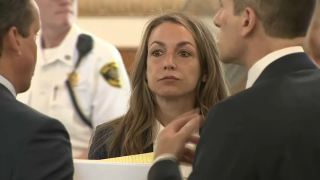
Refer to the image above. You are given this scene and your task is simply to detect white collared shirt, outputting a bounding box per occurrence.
[153,120,194,179]
[16,24,131,158]
[0,75,16,97]
[246,46,304,89]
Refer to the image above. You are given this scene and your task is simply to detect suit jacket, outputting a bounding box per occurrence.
[148,52,320,180]
[89,123,202,160]
[88,124,153,159]
[0,84,74,180]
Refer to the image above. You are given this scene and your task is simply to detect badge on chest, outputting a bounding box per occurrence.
[67,72,80,87]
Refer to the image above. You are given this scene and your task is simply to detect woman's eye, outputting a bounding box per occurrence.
[179,51,191,57]
[152,50,163,57]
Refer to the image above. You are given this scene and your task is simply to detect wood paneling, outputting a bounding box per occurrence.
[117,48,137,75]
[78,0,220,16]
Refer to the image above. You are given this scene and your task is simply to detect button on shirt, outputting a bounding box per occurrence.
[17,24,131,158]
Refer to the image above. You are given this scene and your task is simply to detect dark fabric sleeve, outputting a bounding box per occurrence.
[148,101,259,180]
[13,118,74,180]
[148,160,182,180]
[88,125,108,160]
[188,102,258,180]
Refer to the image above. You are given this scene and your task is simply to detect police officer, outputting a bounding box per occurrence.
[17,0,131,159]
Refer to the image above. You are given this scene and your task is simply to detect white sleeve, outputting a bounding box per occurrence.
[91,46,131,128]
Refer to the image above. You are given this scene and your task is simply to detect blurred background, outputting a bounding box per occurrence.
[76,0,320,93]
[77,0,220,74]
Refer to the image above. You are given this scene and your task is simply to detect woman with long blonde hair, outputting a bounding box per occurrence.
[88,11,229,176]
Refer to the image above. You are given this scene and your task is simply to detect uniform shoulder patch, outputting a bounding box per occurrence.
[100,62,121,88]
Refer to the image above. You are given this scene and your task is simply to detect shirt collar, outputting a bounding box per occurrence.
[153,120,165,139]
[246,46,304,89]
[0,75,16,97]
[37,24,81,67]
[153,120,165,150]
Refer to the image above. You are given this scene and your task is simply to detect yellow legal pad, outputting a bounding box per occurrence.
[99,152,154,163]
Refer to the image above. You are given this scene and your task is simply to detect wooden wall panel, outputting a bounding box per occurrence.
[117,48,138,75]
[78,0,219,16]
[79,0,186,16]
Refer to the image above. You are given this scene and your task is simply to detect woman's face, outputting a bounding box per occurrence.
[146,22,205,99]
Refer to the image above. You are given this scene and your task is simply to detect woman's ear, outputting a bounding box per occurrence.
[202,73,208,82]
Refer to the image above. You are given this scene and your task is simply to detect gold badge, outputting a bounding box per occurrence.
[100,62,121,88]
[67,72,80,86]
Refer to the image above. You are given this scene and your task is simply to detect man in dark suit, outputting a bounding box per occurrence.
[0,0,73,179]
[148,0,320,179]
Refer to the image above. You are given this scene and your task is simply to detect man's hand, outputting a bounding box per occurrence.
[154,109,203,164]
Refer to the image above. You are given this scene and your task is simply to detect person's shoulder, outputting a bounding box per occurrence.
[92,36,119,54]
[89,117,124,159]
[78,27,121,60]
[0,99,69,150]
[13,100,67,132]
[248,68,320,97]
[284,68,320,85]
[214,68,320,111]
[0,100,72,180]
[206,79,280,118]
[94,118,120,140]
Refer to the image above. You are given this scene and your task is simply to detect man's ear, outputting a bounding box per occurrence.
[5,27,22,56]
[240,7,257,37]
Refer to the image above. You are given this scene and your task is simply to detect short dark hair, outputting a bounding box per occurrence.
[233,0,317,39]
[0,0,34,56]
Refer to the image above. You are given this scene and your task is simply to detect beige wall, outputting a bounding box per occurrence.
[76,16,219,48]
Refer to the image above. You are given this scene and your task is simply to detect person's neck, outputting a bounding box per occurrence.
[314,59,320,67]
[0,56,18,93]
[155,94,196,126]
[41,25,72,49]
[243,37,305,69]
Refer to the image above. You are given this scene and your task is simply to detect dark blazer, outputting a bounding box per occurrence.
[0,84,74,180]
[148,52,320,180]
[89,121,202,159]
[88,125,153,159]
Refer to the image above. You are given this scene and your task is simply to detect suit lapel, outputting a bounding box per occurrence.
[253,53,318,87]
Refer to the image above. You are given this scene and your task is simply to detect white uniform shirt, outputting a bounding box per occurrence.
[17,24,131,157]
[153,120,194,179]
[246,46,304,89]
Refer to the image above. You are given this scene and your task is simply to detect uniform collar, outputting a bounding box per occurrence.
[37,24,81,67]
[246,46,304,89]
[0,75,16,97]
